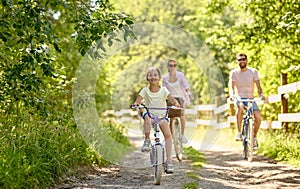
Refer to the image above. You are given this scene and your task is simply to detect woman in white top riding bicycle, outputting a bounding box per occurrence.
[162,59,193,143]
[133,67,180,173]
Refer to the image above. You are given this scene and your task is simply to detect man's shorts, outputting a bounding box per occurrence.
[235,98,260,112]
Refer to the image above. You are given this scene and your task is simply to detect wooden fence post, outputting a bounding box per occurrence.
[281,73,288,131]
[214,96,221,123]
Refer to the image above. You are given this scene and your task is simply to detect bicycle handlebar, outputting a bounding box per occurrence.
[231,96,263,102]
[130,104,183,120]
[231,96,264,110]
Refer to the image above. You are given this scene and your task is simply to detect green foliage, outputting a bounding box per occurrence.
[1,0,299,187]
[0,0,133,188]
[109,0,300,129]
[259,130,300,167]
[0,106,98,188]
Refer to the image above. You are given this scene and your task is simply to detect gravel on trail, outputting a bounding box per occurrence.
[55,137,300,189]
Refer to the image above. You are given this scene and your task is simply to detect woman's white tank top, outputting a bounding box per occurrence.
[167,80,181,98]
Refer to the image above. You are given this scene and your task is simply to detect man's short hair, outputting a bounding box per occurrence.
[236,53,247,59]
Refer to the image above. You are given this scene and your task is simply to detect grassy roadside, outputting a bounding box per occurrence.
[258,129,300,167]
[0,109,130,188]
[182,146,205,189]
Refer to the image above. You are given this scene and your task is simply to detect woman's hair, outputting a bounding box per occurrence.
[167,59,176,66]
[146,67,161,80]
[167,59,177,72]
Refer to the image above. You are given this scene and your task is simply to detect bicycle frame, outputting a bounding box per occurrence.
[242,100,254,162]
[130,104,177,185]
[234,97,259,162]
[234,97,262,162]
[139,105,170,164]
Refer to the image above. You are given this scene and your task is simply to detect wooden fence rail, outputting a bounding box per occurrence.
[106,80,300,129]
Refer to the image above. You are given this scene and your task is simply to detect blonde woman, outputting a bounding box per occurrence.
[162,59,193,143]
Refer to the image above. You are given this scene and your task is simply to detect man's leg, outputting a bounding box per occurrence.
[253,110,261,150]
[253,110,261,138]
[235,104,243,141]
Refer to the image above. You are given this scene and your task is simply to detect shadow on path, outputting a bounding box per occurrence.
[198,148,300,189]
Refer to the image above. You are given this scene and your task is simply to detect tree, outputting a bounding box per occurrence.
[0,0,133,187]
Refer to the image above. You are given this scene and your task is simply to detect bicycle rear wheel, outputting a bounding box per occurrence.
[153,145,163,185]
[172,118,183,161]
[248,118,254,162]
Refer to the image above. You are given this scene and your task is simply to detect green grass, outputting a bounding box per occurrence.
[183,146,205,168]
[258,129,300,167]
[0,106,130,188]
[182,181,199,189]
[181,146,205,189]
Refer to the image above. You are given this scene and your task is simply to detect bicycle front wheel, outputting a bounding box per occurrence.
[248,118,254,162]
[172,118,183,161]
[243,121,248,160]
[153,145,163,185]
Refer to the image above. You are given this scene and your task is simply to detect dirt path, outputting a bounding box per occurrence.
[56,133,300,189]
[198,145,300,189]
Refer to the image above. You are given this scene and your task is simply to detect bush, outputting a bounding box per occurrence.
[259,130,300,167]
[0,107,102,188]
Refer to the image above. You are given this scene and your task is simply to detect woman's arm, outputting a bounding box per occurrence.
[178,72,190,90]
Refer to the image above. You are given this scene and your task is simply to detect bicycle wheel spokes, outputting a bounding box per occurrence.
[153,145,163,185]
[172,118,183,161]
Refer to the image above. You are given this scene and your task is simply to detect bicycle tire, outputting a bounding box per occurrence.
[172,118,183,161]
[153,145,163,185]
[248,118,254,162]
[243,121,248,160]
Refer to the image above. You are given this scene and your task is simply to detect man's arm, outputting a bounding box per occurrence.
[229,71,235,98]
[255,80,263,98]
[229,78,236,97]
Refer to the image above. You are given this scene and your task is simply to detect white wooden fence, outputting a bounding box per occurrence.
[105,80,300,129]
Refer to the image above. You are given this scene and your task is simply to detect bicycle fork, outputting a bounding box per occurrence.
[150,123,165,166]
